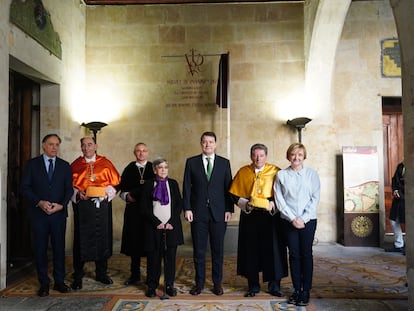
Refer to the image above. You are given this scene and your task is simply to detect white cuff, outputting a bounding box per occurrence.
[106,185,117,201]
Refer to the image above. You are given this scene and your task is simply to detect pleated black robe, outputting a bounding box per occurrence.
[119,161,155,257]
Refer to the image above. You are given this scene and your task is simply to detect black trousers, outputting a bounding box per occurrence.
[146,246,177,290]
[72,199,112,280]
[72,257,108,280]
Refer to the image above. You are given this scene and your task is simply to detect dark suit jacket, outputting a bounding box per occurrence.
[390,162,405,223]
[140,178,184,251]
[182,154,233,222]
[21,155,73,218]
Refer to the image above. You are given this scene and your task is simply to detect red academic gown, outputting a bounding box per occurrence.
[71,155,120,261]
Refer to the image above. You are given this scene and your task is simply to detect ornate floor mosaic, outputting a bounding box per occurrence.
[109,298,306,311]
[1,255,407,300]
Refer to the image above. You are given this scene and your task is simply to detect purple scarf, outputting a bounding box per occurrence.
[152,176,169,205]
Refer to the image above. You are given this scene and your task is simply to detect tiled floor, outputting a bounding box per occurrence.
[309,242,408,311]
[0,242,409,311]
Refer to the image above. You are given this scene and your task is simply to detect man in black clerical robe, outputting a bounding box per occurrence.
[119,143,155,285]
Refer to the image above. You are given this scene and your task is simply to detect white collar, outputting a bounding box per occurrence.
[85,155,96,163]
[136,161,147,168]
[203,154,215,161]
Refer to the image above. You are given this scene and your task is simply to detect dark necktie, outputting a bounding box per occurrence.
[48,159,54,181]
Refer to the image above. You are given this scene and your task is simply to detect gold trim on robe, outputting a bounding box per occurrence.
[71,155,121,195]
[229,163,279,209]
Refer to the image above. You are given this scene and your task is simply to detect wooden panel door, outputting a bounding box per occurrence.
[7,71,38,276]
[382,108,403,233]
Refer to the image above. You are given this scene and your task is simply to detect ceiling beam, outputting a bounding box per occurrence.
[84,0,301,5]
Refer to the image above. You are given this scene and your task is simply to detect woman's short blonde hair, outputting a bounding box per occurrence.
[286,143,307,160]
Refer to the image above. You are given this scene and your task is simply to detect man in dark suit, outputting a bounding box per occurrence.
[183,131,233,296]
[21,133,73,297]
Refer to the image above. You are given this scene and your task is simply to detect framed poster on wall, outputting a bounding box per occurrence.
[342,146,379,246]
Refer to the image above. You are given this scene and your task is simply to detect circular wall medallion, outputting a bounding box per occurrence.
[351,215,373,238]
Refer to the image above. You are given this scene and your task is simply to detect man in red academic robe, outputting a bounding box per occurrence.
[70,136,120,290]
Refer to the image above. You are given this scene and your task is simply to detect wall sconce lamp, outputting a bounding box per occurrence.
[81,121,108,142]
[286,117,312,143]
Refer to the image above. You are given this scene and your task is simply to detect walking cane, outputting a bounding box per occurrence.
[160,227,169,300]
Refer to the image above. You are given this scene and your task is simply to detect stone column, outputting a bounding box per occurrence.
[390,0,414,308]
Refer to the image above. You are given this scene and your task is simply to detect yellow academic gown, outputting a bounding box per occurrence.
[229,163,288,282]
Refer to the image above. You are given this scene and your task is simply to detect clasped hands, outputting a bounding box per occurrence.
[157,223,173,230]
[38,200,63,215]
[291,217,305,229]
[126,193,136,202]
[393,190,400,198]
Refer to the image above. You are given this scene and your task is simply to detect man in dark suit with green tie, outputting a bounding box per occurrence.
[183,131,233,296]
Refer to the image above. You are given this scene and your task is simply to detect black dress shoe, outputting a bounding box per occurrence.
[189,285,203,295]
[166,286,177,297]
[244,291,256,297]
[53,283,71,293]
[71,279,83,290]
[146,288,156,297]
[385,247,404,253]
[288,291,300,305]
[96,275,113,285]
[37,285,49,297]
[297,290,310,306]
[213,283,223,296]
[268,290,283,297]
[124,276,140,286]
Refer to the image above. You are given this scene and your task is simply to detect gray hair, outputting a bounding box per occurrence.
[152,157,168,169]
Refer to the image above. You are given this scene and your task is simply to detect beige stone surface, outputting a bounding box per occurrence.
[1,0,412,299]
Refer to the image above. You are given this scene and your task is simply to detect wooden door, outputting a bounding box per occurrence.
[7,71,39,276]
[382,97,403,233]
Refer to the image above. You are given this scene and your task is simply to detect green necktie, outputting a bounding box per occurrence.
[206,157,212,180]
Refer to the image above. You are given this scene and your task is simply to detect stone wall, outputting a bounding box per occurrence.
[84,1,401,247]
[0,0,86,288]
[84,2,305,244]
[332,0,400,241]
[0,2,403,290]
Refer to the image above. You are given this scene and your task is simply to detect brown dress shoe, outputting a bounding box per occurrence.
[189,285,203,295]
[213,283,223,295]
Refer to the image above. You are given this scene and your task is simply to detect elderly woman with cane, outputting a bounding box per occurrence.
[140,157,184,298]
